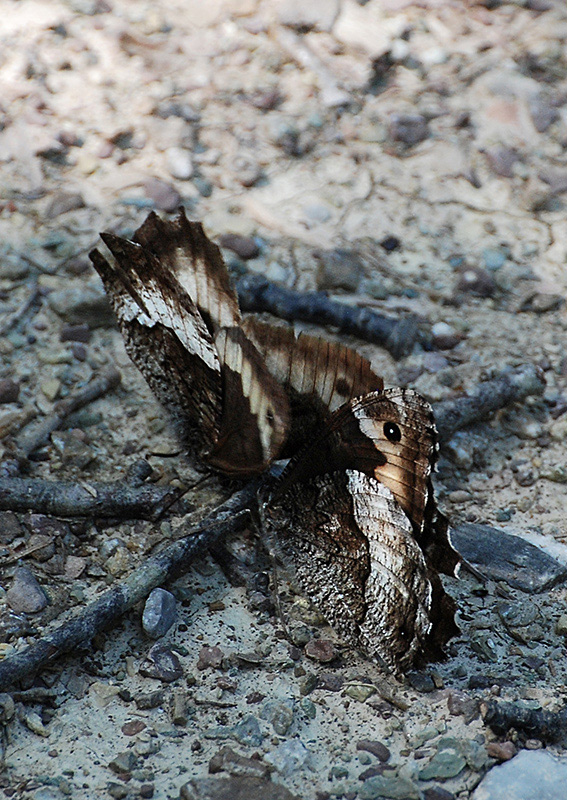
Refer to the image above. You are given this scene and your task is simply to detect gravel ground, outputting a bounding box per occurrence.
[2,1,567,799]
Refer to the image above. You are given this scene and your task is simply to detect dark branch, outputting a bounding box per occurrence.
[0,482,258,691]
[433,364,546,443]
[0,474,180,519]
[482,699,567,744]
[235,272,420,360]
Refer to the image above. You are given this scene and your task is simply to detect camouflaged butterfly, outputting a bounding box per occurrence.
[90,209,459,671]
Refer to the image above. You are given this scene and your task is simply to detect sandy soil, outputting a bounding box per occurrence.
[2,1,567,799]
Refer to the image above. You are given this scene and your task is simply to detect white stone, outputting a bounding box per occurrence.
[166,147,194,180]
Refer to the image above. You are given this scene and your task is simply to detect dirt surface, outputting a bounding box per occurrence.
[2,1,567,799]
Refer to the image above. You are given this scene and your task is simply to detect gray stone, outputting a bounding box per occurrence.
[47,285,115,328]
[45,191,86,218]
[51,431,96,469]
[389,114,429,146]
[407,671,435,693]
[144,178,181,212]
[142,588,177,639]
[0,511,23,544]
[315,248,365,291]
[180,776,299,800]
[0,379,20,403]
[6,567,49,613]
[264,739,312,777]
[108,750,138,774]
[260,699,294,735]
[450,524,567,593]
[231,716,263,747]
[419,748,467,780]
[358,774,420,800]
[472,750,567,800]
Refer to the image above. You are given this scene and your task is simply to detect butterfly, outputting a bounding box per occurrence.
[89,208,459,670]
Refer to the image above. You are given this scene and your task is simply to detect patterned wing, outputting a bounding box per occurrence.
[264,469,448,671]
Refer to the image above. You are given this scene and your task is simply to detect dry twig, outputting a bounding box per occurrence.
[0,283,41,337]
[0,482,257,690]
[0,474,180,519]
[482,699,567,744]
[11,367,121,459]
[433,364,546,442]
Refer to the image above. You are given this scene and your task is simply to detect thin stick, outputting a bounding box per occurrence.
[0,283,41,337]
[13,367,121,458]
[433,364,546,443]
[0,475,180,519]
[235,272,420,360]
[0,482,257,690]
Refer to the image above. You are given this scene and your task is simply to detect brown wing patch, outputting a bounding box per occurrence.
[242,318,382,409]
[208,327,290,474]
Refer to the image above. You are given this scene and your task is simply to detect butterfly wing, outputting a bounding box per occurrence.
[90,233,223,456]
[133,209,241,332]
[264,469,439,671]
[273,387,460,576]
[90,211,290,473]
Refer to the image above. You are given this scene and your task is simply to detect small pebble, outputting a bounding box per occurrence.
[47,285,115,327]
[356,740,390,762]
[6,567,49,613]
[0,379,20,404]
[45,191,85,218]
[423,788,455,800]
[121,720,146,736]
[304,639,338,663]
[144,178,181,212]
[107,784,129,800]
[525,738,543,750]
[60,323,91,343]
[389,113,429,146]
[555,614,567,636]
[196,645,224,670]
[485,147,520,178]
[142,588,177,639]
[483,248,508,271]
[139,785,155,799]
[218,233,260,260]
[108,751,137,775]
[165,147,194,180]
[231,715,264,747]
[431,321,461,350]
[134,689,165,710]
[380,236,401,252]
[233,155,262,187]
[407,671,435,693]
[485,741,517,761]
[315,248,364,292]
[139,643,183,683]
[456,267,496,298]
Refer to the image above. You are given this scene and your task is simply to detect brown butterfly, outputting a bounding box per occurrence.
[90,208,459,670]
